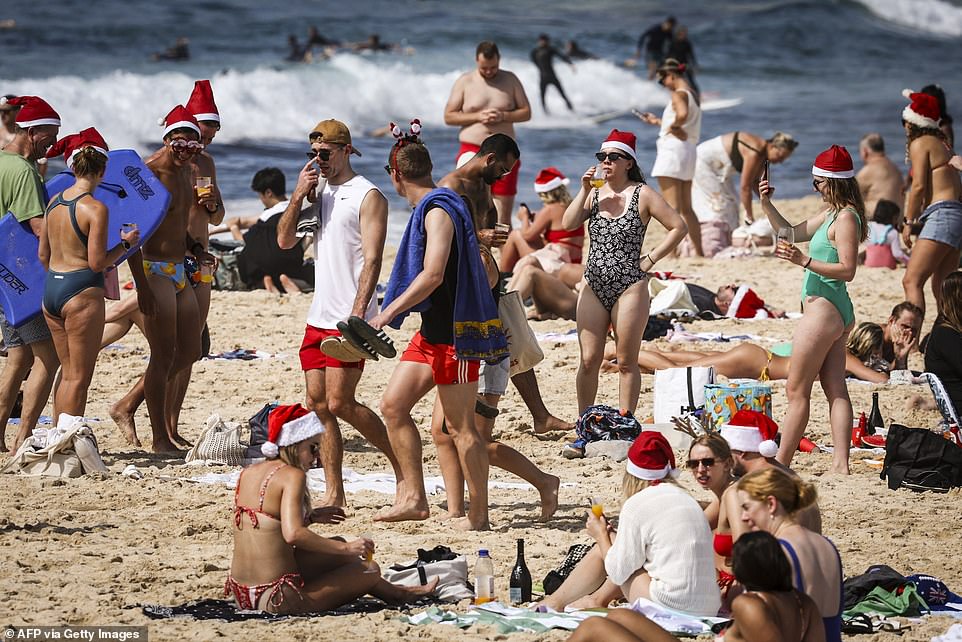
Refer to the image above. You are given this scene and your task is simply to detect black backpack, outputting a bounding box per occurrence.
[880,424,962,492]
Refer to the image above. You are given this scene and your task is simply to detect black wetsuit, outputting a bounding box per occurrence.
[530,43,573,113]
[637,24,672,63]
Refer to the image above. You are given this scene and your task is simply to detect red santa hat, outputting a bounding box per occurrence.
[260,404,324,458]
[625,431,678,481]
[534,167,570,193]
[186,79,220,124]
[811,144,854,179]
[901,89,940,130]
[721,410,779,458]
[0,95,61,128]
[600,129,638,162]
[727,285,769,319]
[46,127,109,169]
[158,104,201,139]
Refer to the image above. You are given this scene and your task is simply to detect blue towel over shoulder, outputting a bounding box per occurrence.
[382,187,508,363]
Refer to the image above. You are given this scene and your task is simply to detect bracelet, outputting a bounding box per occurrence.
[644,253,654,266]
[121,240,131,251]
[803,256,813,269]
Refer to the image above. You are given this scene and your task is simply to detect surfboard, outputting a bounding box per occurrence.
[586,97,743,124]
[0,149,170,327]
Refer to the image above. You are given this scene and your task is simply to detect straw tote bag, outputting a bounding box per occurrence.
[185,415,245,466]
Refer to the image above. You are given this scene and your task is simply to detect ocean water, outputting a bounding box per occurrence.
[2,0,961,242]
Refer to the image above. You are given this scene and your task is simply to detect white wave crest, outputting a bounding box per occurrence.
[854,0,962,37]
[0,54,665,151]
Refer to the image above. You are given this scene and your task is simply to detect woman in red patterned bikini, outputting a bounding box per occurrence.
[225,404,436,613]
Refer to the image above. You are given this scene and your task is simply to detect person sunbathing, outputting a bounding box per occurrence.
[602,321,892,383]
[225,404,436,613]
[566,530,825,642]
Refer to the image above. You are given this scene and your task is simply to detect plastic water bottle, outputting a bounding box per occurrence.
[474,549,495,604]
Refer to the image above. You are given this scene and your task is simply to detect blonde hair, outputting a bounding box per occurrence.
[820,177,868,242]
[279,442,313,518]
[537,184,572,205]
[767,132,799,151]
[846,322,884,363]
[736,468,817,515]
[622,470,677,501]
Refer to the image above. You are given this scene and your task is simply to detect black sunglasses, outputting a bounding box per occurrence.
[686,457,717,469]
[384,164,394,175]
[656,74,667,86]
[595,152,628,163]
[307,148,340,161]
[812,178,825,190]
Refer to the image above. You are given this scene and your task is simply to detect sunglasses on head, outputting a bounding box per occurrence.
[169,140,204,153]
[686,457,717,469]
[595,152,628,163]
[306,147,340,161]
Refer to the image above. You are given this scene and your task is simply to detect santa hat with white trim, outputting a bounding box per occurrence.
[46,127,109,169]
[260,404,325,459]
[727,285,769,319]
[811,145,854,179]
[600,129,638,163]
[158,104,201,139]
[0,95,61,128]
[534,167,570,193]
[625,431,679,481]
[721,410,779,459]
[186,79,220,124]
[901,89,940,130]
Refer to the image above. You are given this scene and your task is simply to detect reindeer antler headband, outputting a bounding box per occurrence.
[387,119,423,171]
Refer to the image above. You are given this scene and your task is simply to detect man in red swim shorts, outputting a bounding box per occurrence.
[444,40,531,226]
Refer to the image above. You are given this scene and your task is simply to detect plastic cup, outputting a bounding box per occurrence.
[195,176,212,197]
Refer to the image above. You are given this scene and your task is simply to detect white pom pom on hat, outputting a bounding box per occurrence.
[260,441,279,458]
[259,404,324,459]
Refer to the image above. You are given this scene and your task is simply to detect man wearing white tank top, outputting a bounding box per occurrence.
[276,119,402,507]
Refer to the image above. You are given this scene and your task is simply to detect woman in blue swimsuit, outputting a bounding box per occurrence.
[562,129,687,414]
[39,129,143,420]
[737,468,843,642]
[760,145,865,474]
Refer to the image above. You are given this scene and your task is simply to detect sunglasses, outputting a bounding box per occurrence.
[595,152,628,163]
[656,74,667,86]
[169,140,204,154]
[306,147,340,161]
[384,164,394,175]
[686,457,717,469]
[812,178,826,190]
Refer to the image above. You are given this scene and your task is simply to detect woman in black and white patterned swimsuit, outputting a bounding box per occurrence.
[562,129,688,414]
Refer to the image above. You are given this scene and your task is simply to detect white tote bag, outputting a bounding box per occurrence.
[498,291,544,377]
[653,366,716,423]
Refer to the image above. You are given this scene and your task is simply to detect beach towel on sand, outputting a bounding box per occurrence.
[381,187,507,362]
[140,596,440,621]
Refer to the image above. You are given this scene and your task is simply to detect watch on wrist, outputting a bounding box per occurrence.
[121,240,131,250]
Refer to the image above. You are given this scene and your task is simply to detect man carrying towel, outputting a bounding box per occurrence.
[372,124,508,531]
[276,119,402,508]
[0,95,60,453]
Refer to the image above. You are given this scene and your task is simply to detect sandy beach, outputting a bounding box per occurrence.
[1,194,960,642]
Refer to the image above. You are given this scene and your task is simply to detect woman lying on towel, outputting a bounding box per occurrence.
[566,531,825,642]
[225,404,436,613]
[541,432,720,616]
[601,321,891,383]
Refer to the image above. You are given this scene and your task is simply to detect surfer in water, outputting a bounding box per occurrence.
[530,34,575,114]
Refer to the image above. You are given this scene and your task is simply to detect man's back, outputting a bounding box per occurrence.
[857,156,904,215]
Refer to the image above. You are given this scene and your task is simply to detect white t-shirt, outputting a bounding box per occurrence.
[605,483,720,617]
[305,175,381,328]
[258,199,289,222]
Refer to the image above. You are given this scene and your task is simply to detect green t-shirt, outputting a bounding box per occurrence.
[0,150,46,222]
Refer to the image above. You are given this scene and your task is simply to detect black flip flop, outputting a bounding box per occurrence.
[347,316,397,358]
[336,321,379,360]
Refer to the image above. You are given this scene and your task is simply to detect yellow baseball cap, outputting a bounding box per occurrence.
[309,119,361,156]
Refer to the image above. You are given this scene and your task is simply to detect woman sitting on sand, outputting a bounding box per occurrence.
[542,432,720,615]
[737,468,842,642]
[760,144,864,473]
[602,321,891,384]
[501,167,583,275]
[38,129,148,422]
[563,129,687,414]
[566,531,825,642]
[925,271,962,415]
[226,405,436,613]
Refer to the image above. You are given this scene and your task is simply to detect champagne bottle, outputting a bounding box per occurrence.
[868,392,884,436]
[509,538,532,605]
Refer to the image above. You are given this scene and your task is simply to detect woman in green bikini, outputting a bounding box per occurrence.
[760,145,865,474]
